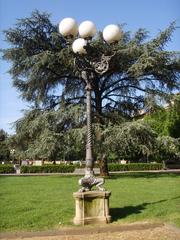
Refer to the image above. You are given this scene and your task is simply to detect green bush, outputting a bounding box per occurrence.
[166,164,180,169]
[0,164,15,174]
[20,164,76,173]
[165,160,180,169]
[108,163,163,171]
[75,163,163,171]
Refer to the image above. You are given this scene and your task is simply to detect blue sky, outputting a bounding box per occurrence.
[0,0,180,134]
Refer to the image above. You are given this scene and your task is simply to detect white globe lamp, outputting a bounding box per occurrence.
[79,21,96,39]
[72,38,87,54]
[103,24,122,44]
[59,17,78,37]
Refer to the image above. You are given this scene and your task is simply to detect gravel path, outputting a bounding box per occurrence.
[1,222,180,240]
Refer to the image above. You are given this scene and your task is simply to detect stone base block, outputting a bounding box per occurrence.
[73,191,111,225]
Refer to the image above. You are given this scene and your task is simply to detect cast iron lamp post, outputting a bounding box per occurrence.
[59,18,122,192]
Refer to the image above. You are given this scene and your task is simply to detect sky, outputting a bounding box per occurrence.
[0,0,180,134]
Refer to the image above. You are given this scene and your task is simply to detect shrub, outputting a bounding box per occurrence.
[20,164,75,173]
[0,164,16,174]
[165,163,180,169]
[108,163,163,172]
[165,159,180,169]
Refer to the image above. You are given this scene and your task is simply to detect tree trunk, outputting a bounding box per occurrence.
[99,153,109,176]
[94,83,103,124]
[94,86,109,176]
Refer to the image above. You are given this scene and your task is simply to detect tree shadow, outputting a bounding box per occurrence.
[110,197,180,222]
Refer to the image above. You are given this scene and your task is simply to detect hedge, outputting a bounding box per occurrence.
[165,163,180,169]
[0,164,16,174]
[20,164,76,173]
[108,163,163,171]
[0,163,164,174]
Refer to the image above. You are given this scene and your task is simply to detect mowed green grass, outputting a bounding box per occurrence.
[0,173,180,232]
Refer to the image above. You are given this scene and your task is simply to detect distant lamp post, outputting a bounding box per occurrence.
[10,149,15,163]
[59,18,122,192]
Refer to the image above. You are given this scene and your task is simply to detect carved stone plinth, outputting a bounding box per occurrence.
[73,191,111,225]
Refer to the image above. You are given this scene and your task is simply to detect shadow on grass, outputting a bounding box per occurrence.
[110,197,180,222]
[107,172,180,179]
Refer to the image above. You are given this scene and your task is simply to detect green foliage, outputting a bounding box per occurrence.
[167,95,180,138]
[143,108,168,135]
[0,142,10,161]
[9,106,180,165]
[156,136,180,162]
[107,152,119,162]
[20,164,75,173]
[143,94,180,138]
[108,163,163,171]
[0,165,15,174]
[103,121,157,162]
[9,105,86,160]
[0,129,10,161]
[2,10,78,106]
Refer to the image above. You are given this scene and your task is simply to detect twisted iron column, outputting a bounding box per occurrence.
[85,82,93,173]
[76,54,116,192]
[78,71,104,192]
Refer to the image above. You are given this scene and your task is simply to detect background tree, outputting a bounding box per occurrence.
[102,122,157,163]
[2,11,180,175]
[143,93,180,138]
[156,136,180,162]
[0,129,10,162]
[167,94,180,138]
[9,104,86,162]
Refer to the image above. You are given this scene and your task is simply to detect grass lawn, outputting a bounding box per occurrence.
[0,173,180,232]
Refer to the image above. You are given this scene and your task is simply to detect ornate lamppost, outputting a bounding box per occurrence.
[59,18,122,192]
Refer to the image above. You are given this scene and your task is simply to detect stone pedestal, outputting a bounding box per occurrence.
[73,191,111,225]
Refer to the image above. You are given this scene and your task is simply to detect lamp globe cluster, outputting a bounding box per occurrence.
[59,17,122,54]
